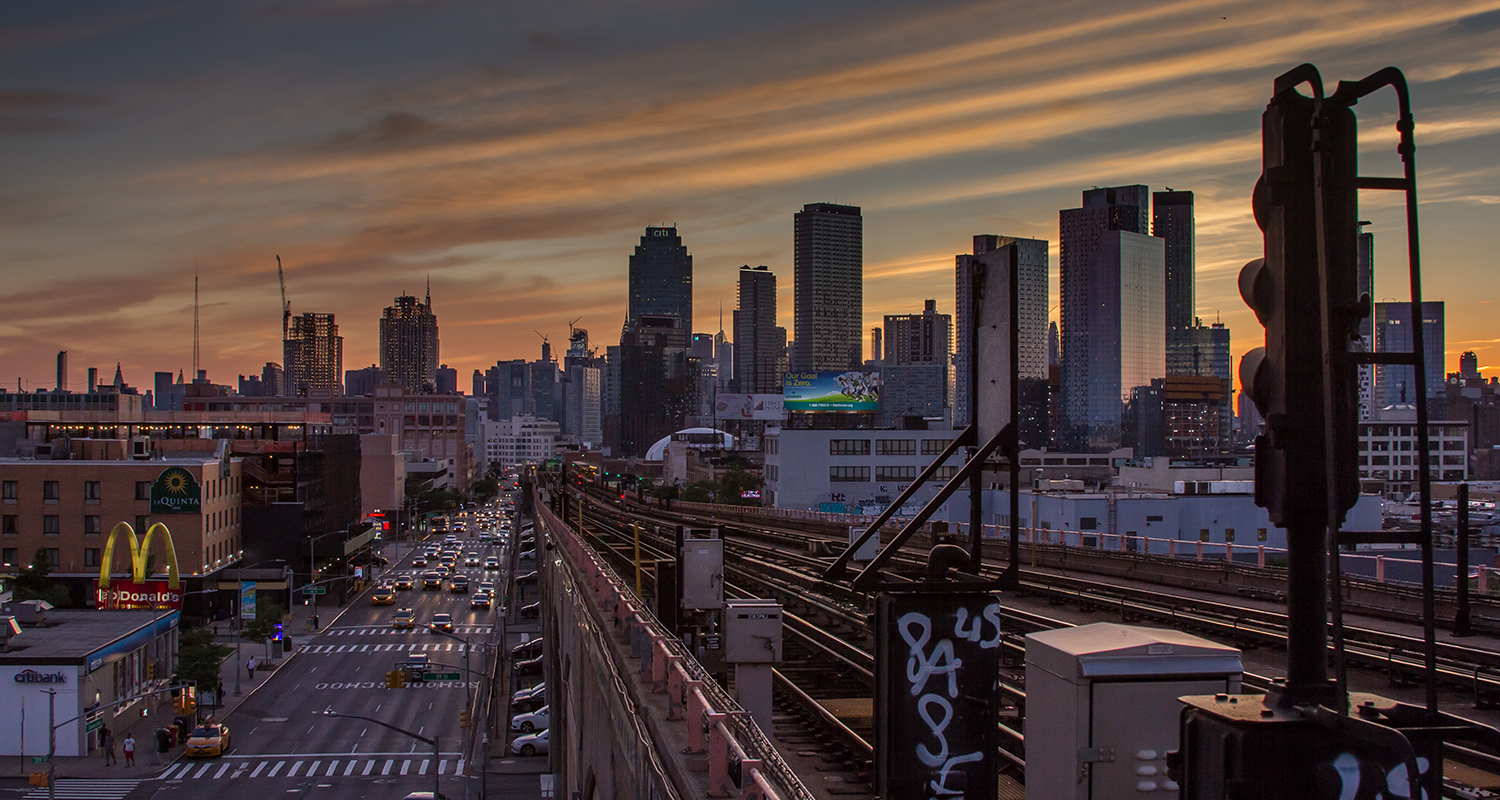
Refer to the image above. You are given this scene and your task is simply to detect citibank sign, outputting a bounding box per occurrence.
[14,669,66,684]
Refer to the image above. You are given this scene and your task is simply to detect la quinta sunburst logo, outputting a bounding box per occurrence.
[150,466,201,514]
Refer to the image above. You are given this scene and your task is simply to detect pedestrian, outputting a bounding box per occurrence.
[102,726,116,765]
[247,656,257,679]
[122,734,135,767]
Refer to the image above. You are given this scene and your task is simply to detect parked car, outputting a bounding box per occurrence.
[519,601,541,619]
[511,638,544,660]
[511,705,549,733]
[513,681,545,703]
[518,550,536,561]
[515,654,545,676]
[515,571,538,585]
[184,723,231,757]
[511,729,549,757]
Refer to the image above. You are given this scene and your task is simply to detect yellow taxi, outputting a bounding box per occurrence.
[370,586,396,606]
[392,608,416,630]
[185,722,231,757]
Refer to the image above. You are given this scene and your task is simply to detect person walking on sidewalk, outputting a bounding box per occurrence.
[102,726,116,765]
[247,656,257,679]
[122,734,135,767]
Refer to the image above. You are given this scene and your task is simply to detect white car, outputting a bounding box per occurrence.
[514,682,545,703]
[511,729,549,757]
[511,705,549,733]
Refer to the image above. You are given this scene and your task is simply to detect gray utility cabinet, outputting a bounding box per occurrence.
[1025,623,1242,799]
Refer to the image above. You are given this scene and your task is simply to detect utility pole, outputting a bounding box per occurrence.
[46,689,55,800]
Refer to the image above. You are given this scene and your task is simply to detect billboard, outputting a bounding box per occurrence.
[714,394,785,421]
[241,581,257,621]
[783,371,880,412]
[150,467,201,514]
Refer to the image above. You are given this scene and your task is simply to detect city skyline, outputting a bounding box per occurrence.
[4,1,1500,391]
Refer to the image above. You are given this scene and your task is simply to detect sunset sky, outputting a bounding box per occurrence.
[3,0,1499,394]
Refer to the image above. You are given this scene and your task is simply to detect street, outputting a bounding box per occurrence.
[142,509,515,800]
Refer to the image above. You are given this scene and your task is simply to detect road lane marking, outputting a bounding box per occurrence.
[171,765,192,779]
[362,760,375,776]
[456,759,465,775]
[213,763,231,779]
[419,759,429,775]
[268,761,285,777]
[344,761,357,776]
[401,759,411,775]
[155,766,177,780]
[193,764,213,779]
[250,762,267,778]
[288,760,304,777]
[382,760,394,776]
[326,761,339,776]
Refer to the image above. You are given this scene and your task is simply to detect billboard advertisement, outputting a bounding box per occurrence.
[714,394,785,421]
[241,581,257,621]
[783,371,881,411]
[150,467,201,514]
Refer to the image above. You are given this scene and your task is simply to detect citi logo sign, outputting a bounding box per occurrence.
[14,669,66,684]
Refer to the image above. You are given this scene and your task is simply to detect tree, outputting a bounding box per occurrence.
[174,626,231,697]
[681,480,715,504]
[242,602,287,645]
[472,477,500,502]
[13,549,71,608]
[720,468,764,507]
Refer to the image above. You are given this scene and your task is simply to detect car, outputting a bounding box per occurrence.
[511,704,549,733]
[471,593,491,609]
[515,654,544,676]
[371,586,397,606]
[465,553,481,567]
[430,613,453,633]
[515,571,538,585]
[511,729,549,757]
[519,601,541,619]
[511,638,544,660]
[519,550,536,561]
[449,575,470,593]
[479,581,496,594]
[483,557,500,570]
[422,572,444,590]
[401,792,453,800]
[412,555,428,567]
[444,535,458,543]
[185,722,231,757]
[393,609,416,630]
[513,681,545,703]
[393,575,415,590]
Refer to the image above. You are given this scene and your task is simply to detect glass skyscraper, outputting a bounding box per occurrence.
[793,203,863,371]
[1375,301,1445,406]
[628,226,693,336]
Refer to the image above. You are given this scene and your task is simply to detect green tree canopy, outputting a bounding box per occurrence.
[13,549,71,608]
[174,626,231,696]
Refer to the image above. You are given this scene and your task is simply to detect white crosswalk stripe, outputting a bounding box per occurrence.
[22,779,138,799]
[307,641,475,654]
[153,757,471,781]
[320,624,493,637]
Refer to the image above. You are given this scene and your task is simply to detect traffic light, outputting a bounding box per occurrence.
[147,661,156,679]
[1239,72,1327,528]
[384,669,407,689]
[459,709,470,729]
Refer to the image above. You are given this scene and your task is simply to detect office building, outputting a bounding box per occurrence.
[1461,351,1481,381]
[1154,190,1196,332]
[618,315,694,458]
[1059,186,1164,451]
[954,235,1049,427]
[792,203,863,371]
[435,364,457,395]
[1376,301,1445,405]
[714,330,734,389]
[1359,403,1468,498]
[878,365,947,427]
[484,415,560,472]
[629,226,693,336]
[378,291,439,394]
[284,312,343,396]
[735,265,783,394]
[562,364,602,446]
[485,360,532,421]
[870,328,883,367]
[344,365,387,397]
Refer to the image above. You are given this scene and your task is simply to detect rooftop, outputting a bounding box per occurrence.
[0,609,174,664]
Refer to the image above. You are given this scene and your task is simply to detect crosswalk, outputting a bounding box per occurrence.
[321,625,493,636]
[305,642,475,655]
[22,780,138,799]
[155,755,465,781]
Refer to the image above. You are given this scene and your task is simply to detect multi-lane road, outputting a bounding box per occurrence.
[140,507,525,800]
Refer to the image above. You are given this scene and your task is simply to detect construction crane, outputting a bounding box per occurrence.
[534,330,549,345]
[276,255,291,340]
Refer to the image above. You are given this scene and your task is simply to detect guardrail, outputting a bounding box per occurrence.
[543,505,812,800]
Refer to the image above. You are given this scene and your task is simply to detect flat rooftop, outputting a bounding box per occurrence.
[0,609,174,665]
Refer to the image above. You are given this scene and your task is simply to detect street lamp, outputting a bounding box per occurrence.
[321,708,440,798]
[306,531,345,635]
[233,559,285,697]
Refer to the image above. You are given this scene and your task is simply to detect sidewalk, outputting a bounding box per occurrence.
[14,630,299,782]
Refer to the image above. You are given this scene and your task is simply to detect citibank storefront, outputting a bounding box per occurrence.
[0,609,178,757]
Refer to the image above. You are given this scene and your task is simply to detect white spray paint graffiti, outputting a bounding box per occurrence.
[897,603,1004,798]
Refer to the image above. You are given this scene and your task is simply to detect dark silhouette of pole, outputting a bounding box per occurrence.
[322,709,438,798]
[1455,482,1473,636]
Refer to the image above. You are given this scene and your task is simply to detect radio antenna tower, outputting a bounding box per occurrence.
[193,270,200,378]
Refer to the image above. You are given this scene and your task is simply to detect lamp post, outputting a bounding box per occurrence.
[233,559,285,697]
[322,708,440,799]
[429,624,499,800]
[306,531,343,635]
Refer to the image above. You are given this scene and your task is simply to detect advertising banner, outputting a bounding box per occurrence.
[150,467,202,514]
[783,371,881,411]
[92,580,183,610]
[240,581,257,621]
[713,394,785,421]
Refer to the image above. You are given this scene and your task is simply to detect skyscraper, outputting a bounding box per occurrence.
[1059,186,1164,450]
[735,265,781,394]
[284,312,343,396]
[379,291,439,394]
[953,235,1049,427]
[1376,301,1445,406]
[792,203,863,371]
[629,226,693,336]
[1154,190,1195,332]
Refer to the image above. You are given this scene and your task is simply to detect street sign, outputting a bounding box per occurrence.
[424,672,461,681]
[85,718,103,733]
[31,756,48,763]
[301,586,327,595]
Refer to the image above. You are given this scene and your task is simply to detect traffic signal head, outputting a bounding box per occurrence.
[459,709,470,728]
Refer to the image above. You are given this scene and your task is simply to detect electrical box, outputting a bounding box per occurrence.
[1024,623,1242,800]
[680,538,723,611]
[849,526,879,561]
[723,599,782,663]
